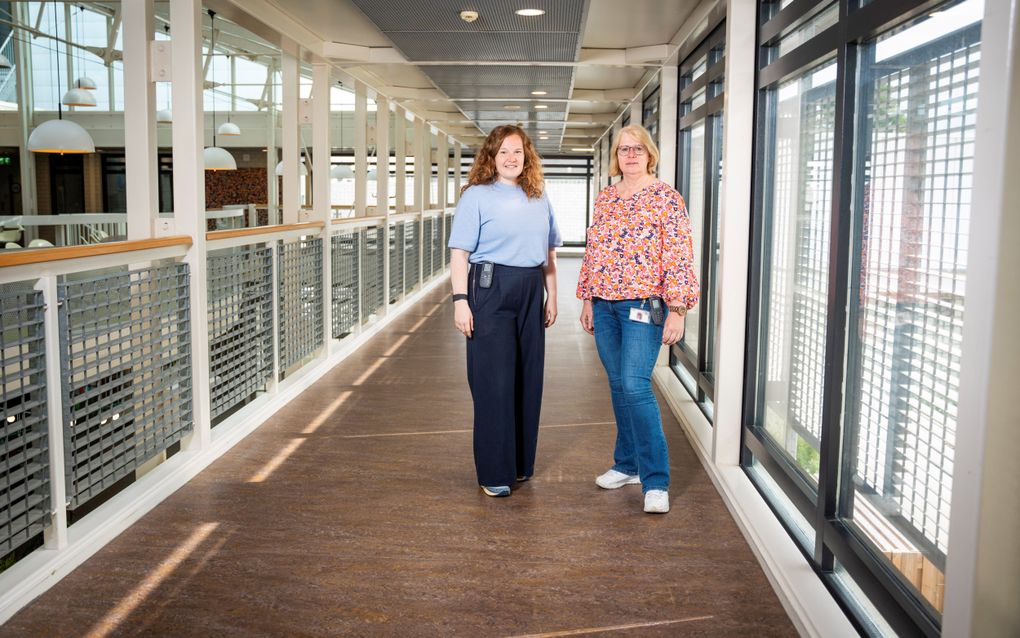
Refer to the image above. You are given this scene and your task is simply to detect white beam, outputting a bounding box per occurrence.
[394,104,406,214]
[375,96,390,215]
[312,62,331,354]
[319,42,405,64]
[354,80,367,216]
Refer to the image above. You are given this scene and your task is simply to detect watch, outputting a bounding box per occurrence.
[452,293,469,303]
[668,305,687,316]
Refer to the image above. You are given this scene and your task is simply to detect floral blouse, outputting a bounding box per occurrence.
[576,180,700,308]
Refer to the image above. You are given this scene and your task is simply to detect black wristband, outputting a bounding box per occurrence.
[452,293,469,303]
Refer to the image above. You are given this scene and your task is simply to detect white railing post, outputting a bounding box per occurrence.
[312,63,332,352]
[170,0,211,450]
[281,52,300,226]
[37,276,67,550]
[354,80,367,217]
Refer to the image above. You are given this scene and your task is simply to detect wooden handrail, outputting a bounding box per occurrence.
[0,236,192,268]
[206,221,325,241]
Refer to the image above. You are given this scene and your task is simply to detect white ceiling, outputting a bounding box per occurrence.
[237,0,700,153]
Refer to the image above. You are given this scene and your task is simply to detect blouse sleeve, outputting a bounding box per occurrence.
[575,190,606,300]
[661,192,700,309]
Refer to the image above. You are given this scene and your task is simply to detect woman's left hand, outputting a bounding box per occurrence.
[545,300,558,327]
[662,312,685,345]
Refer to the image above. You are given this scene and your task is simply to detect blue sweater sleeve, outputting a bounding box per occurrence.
[448,186,480,252]
[547,196,563,248]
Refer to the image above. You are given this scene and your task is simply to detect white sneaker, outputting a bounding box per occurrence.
[595,469,641,490]
[643,490,670,513]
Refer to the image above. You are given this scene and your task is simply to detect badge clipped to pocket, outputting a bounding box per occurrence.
[629,307,651,324]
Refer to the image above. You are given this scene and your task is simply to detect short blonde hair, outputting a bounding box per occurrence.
[609,124,659,177]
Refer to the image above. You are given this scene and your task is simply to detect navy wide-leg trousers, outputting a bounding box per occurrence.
[466,263,546,487]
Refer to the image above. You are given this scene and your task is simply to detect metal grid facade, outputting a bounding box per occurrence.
[59,263,193,509]
[331,232,360,338]
[207,247,274,421]
[278,238,324,374]
[429,217,443,277]
[422,218,435,280]
[361,226,386,321]
[849,34,980,559]
[0,286,50,555]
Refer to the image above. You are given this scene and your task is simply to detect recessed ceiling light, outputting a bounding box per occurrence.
[571,147,594,152]
[530,90,547,96]
[534,104,548,109]
[538,136,549,140]
[504,104,521,110]
[515,9,545,17]
[538,130,548,134]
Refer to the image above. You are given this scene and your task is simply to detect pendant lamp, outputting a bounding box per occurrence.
[62,87,97,107]
[217,121,241,136]
[275,159,308,176]
[29,8,95,154]
[0,54,11,69]
[203,10,235,171]
[156,109,173,123]
[331,164,354,180]
[75,76,97,90]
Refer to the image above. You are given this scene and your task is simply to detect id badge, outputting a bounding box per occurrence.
[629,307,651,324]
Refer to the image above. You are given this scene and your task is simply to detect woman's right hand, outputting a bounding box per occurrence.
[454,300,474,338]
[579,300,594,335]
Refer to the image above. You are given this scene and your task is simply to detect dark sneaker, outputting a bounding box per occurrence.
[481,485,511,497]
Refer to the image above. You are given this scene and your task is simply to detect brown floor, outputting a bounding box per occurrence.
[0,258,796,637]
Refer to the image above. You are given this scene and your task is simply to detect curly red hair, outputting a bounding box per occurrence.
[463,125,544,199]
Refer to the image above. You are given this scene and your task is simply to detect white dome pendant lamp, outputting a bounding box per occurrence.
[62,8,97,107]
[28,8,94,154]
[203,10,235,171]
[216,55,241,136]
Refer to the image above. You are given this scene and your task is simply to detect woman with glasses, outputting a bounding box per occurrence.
[449,124,562,498]
[576,124,699,514]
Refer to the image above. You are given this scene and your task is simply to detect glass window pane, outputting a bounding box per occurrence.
[758,60,837,485]
[545,175,589,244]
[747,454,816,552]
[777,3,839,58]
[703,114,724,379]
[681,122,705,358]
[842,0,983,616]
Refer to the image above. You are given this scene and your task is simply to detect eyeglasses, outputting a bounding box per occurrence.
[617,145,647,156]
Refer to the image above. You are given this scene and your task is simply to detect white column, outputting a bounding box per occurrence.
[15,2,37,215]
[657,67,678,187]
[437,132,448,209]
[629,100,642,128]
[312,63,332,350]
[375,96,390,215]
[413,118,425,212]
[123,0,158,240]
[710,0,757,465]
[943,0,1020,635]
[281,52,299,225]
[453,143,462,202]
[394,105,406,214]
[266,60,278,225]
[354,80,367,216]
[170,0,210,450]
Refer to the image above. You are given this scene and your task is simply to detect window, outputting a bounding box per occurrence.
[543,156,592,246]
[672,23,725,420]
[746,1,985,633]
[642,83,660,147]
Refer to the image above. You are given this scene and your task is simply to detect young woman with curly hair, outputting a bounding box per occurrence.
[447,124,562,498]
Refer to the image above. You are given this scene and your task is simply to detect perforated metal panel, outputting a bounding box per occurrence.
[404,222,421,293]
[349,0,586,34]
[361,226,386,321]
[430,218,443,277]
[59,263,193,509]
[388,33,581,62]
[422,218,435,280]
[423,66,574,88]
[0,286,50,555]
[331,231,360,339]
[207,247,273,421]
[389,222,405,303]
[278,238,324,374]
[444,213,453,266]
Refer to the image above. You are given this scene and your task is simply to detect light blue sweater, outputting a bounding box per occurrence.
[447,182,562,267]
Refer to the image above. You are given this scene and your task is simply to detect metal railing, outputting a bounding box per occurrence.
[0,207,452,621]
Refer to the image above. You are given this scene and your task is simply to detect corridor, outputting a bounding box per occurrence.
[0,259,793,637]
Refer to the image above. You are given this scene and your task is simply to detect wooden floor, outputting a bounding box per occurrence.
[0,258,795,637]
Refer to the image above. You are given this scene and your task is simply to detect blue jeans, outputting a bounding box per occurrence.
[592,299,669,493]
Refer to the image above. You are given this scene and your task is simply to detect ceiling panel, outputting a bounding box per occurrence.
[420,65,575,87]
[386,33,579,62]
[348,0,586,33]
[442,84,570,100]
